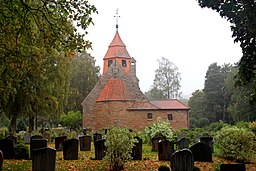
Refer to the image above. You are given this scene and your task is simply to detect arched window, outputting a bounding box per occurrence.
[147,113,152,120]
[168,114,173,121]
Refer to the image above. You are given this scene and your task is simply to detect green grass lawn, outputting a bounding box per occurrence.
[2,143,256,171]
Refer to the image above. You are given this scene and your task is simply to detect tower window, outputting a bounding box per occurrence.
[122,60,126,67]
[168,114,173,121]
[108,60,113,67]
[147,113,152,120]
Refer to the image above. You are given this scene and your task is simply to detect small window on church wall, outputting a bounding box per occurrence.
[122,60,126,67]
[131,62,135,66]
[168,114,173,121]
[108,60,113,67]
[147,113,152,120]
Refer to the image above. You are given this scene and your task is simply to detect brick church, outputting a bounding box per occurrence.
[82,22,189,131]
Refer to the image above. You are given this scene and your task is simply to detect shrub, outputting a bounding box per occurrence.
[215,126,256,162]
[14,143,29,159]
[144,118,175,144]
[0,127,8,139]
[103,127,137,171]
[249,121,256,133]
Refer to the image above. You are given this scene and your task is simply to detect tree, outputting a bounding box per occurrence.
[60,111,82,130]
[197,0,256,102]
[0,0,97,134]
[65,51,100,112]
[146,57,181,100]
[188,90,205,119]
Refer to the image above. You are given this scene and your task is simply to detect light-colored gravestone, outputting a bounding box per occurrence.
[32,148,56,171]
[24,133,32,144]
[171,149,194,171]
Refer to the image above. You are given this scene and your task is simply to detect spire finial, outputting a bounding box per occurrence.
[114,8,120,31]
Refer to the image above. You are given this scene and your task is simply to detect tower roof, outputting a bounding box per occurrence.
[103,31,131,59]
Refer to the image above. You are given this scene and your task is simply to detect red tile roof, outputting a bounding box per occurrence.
[128,99,189,110]
[104,31,131,59]
[96,77,132,101]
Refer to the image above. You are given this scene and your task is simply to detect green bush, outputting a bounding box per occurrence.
[0,127,8,139]
[215,126,256,162]
[14,143,29,159]
[103,127,137,171]
[144,118,175,144]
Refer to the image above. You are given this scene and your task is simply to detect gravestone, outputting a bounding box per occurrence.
[30,139,48,158]
[24,133,32,144]
[158,140,174,161]
[131,137,142,160]
[6,135,17,144]
[31,135,43,141]
[0,139,15,159]
[151,137,164,152]
[63,139,79,160]
[200,137,214,153]
[158,165,170,171]
[220,163,246,171]
[94,139,106,160]
[93,133,102,143]
[79,135,91,151]
[32,147,56,171]
[55,136,67,151]
[189,142,212,162]
[171,149,194,171]
[0,150,3,171]
[177,137,189,150]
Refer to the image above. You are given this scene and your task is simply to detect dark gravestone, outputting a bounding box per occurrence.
[31,135,43,141]
[94,139,106,160]
[200,137,214,153]
[93,133,102,143]
[55,136,67,151]
[0,150,3,171]
[63,139,79,160]
[220,163,246,171]
[158,165,170,171]
[189,142,212,162]
[30,139,48,158]
[158,140,174,161]
[6,136,17,144]
[177,137,189,150]
[0,139,15,159]
[32,148,56,171]
[131,137,142,160]
[79,135,91,151]
[24,133,32,144]
[151,137,164,152]
[171,149,194,171]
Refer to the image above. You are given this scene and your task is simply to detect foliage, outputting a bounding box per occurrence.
[14,143,29,159]
[188,90,205,119]
[215,126,256,162]
[146,57,181,100]
[60,111,82,130]
[249,121,256,133]
[197,0,256,103]
[144,118,175,144]
[17,119,27,132]
[103,127,137,171]
[65,51,100,112]
[0,127,8,139]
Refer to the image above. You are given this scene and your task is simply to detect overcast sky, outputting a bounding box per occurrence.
[85,0,242,98]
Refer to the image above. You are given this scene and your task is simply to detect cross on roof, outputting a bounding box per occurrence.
[114,8,120,31]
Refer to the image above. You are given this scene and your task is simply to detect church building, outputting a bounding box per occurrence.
[82,17,189,131]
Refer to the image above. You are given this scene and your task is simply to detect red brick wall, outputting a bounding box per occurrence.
[83,101,189,131]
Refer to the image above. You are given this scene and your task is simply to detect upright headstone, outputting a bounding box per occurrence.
[158,165,170,171]
[6,136,17,144]
[131,137,142,160]
[32,148,56,171]
[79,135,91,151]
[171,149,194,171]
[63,139,79,160]
[158,140,174,161]
[200,137,214,153]
[94,139,106,160]
[151,137,164,152]
[54,136,67,151]
[24,133,32,144]
[220,163,246,171]
[189,142,212,162]
[0,150,3,171]
[93,133,102,143]
[30,139,48,158]
[177,137,189,150]
[31,135,43,141]
[0,139,15,159]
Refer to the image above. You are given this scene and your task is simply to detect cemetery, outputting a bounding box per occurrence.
[0,120,256,171]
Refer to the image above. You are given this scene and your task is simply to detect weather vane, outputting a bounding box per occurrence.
[114,8,120,31]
